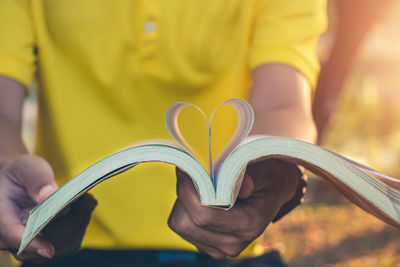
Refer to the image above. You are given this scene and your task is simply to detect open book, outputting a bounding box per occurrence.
[18,98,400,254]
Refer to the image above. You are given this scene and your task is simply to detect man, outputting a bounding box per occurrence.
[0,0,326,266]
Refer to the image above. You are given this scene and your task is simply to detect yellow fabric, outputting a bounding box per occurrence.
[0,0,327,256]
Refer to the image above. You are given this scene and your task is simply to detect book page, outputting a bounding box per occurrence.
[332,152,400,190]
[217,136,400,228]
[18,143,216,255]
[166,98,254,185]
[210,99,254,178]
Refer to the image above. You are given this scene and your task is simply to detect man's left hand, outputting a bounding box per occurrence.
[168,159,300,259]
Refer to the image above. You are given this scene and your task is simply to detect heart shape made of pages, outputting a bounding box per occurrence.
[165,98,254,184]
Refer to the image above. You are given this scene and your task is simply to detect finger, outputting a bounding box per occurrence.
[6,156,58,203]
[238,173,254,199]
[42,193,97,256]
[191,242,226,259]
[182,231,227,260]
[237,181,285,228]
[168,201,225,258]
[176,168,256,234]
[0,204,55,259]
[54,194,95,220]
[245,159,301,215]
[244,160,276,193]
[12,251,44,262]
[246,159,300,195]
[168,201,248,258]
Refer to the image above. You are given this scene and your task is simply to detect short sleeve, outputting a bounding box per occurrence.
[250,0,327,88]
[0,0,36,88]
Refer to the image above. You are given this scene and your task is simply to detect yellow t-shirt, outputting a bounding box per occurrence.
[0,0,326,255]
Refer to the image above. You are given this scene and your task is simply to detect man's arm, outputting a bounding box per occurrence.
[0,77,57,260]
[0,77,28,162]
[168,64,315,259]
[250,64,316,142]
[312,0,393,144]
[0,76,97,261]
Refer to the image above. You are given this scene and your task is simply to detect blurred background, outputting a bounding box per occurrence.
[1,0,400,266]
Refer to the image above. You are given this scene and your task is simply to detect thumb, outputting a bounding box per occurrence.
[238,173,254,199]
[7,155,58,203]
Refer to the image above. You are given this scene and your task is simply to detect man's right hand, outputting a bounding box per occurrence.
[0,155,97,262]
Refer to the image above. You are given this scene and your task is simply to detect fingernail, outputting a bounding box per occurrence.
[38,185,57,202]
[37,248,52,259]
